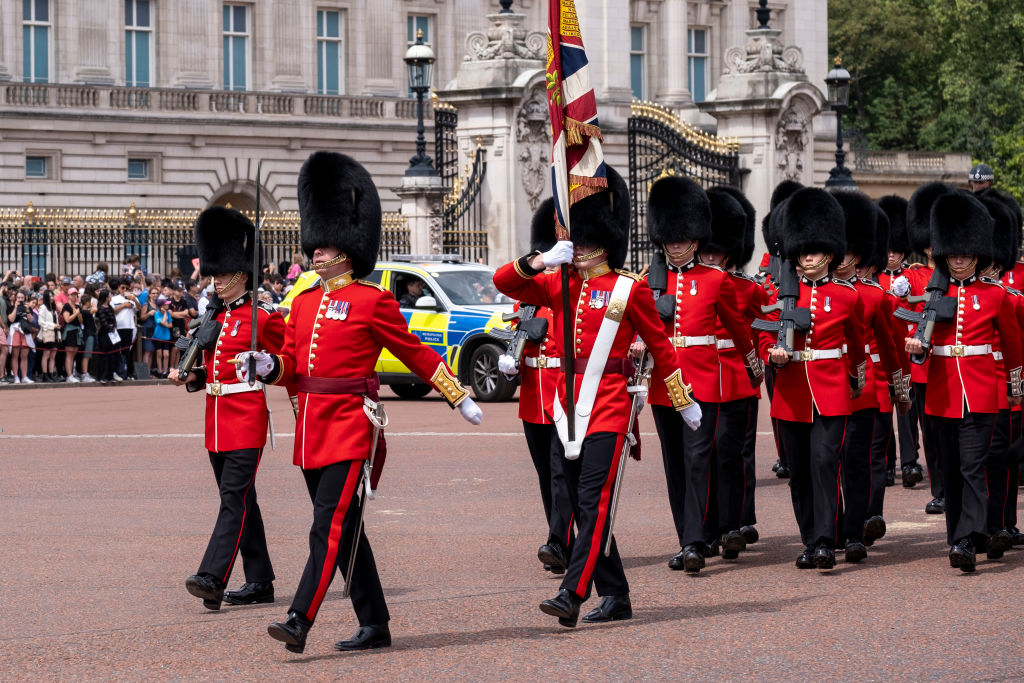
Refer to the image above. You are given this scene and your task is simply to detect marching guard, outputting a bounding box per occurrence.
[902,189,1022,572]
[170,207,289,610]
[236,152,483,653]
[493,167,701,627]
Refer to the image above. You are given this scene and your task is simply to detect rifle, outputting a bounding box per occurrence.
[247,162,263,387]
[647,253,676,321]
[488,305,548,364]
[174,298,224,376]
[892,268,958,364]
[604,351,650,557]
[752,260,811,355]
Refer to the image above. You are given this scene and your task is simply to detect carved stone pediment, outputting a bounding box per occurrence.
[724,29,803,75]
[465,12,545,62]
[515,85,550,211]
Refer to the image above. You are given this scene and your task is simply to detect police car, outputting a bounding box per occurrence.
[279,255,518,401]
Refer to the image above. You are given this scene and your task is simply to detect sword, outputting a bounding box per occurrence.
[248,161,263,387]
[342,396,389,598]
[604,350,651,556]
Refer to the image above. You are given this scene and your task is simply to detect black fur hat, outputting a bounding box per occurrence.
[930,191,993,271]
[570,165,630,269]
[831,191,876,267]
[869,204,891,272]
[781,187,846,268]
[907,182,953,254]
[715,186,756,268]
[646,175,711,247]
[978,193,1017,273]
[298,151,382,278]
[530,197,557,253]
[195,206,255,280]
[705,187,747,266]
[977,187,1023,251]
[876,195,909,255]
[761,180,803,257]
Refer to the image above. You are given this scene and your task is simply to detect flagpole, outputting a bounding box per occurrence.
[560,262,575,442]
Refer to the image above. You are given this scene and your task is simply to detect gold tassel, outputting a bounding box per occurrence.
[564,117,605,146]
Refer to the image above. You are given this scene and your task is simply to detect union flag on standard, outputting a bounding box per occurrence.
[546,0,607,239]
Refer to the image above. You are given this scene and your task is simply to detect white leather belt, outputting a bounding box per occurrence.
[932,344,992,358]
[789,348,844,362]
[870,353,881,363]
[207,381,265,396]
[524,355,561,369]
[716,339,736,350]
[841,344,873,354]
[672,335,716,348]
[994,351,1004,361]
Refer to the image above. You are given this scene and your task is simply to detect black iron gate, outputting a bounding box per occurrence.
[434,102,488,263]
[627,101,743,272]
[434,101,459,193]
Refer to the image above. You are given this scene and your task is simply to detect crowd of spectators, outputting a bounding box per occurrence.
[0,251,307,386]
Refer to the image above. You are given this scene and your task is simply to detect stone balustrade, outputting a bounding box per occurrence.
[851,149,971,175]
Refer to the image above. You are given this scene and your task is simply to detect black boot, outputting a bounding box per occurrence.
[334,624,392,651]
[901,463,924,488]
[223,581,274,605]
[721,530,747,560]
[949,538,976,573]
[925,497,945,514]
[539,589,582,628]
[863,516,887,546]
[844,540,867,563]
[740,525,759,545]
[268,611,312,653]
[581,595,632,623]
[813,544,836,570]
[185,574,225,611]
[795,546,815,569]
[682,544,705,573]
[537,543,568,573]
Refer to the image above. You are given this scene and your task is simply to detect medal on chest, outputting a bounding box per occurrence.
[689,280,697,296]
[589,290,609,309]
[325,299,350,320]
[823,296,831,313]
[1010,273,1015,284]
[972,294,980,311]
[230,319,242,336]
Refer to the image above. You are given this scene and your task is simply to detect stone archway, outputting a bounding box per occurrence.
[208,180,279,213]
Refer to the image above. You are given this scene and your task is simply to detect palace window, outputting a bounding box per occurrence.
[223,4,249,91]
[630,25,647,101]
[688,28,709,103]
[26,155,48,178]
[316,9,346,95]
[23,0,51,83]
[127,158,150,181]
[125,0,154,87]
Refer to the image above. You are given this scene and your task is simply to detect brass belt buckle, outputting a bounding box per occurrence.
[951,345,965,357]
[673,336,686,348]
[210,382,223,396]
[799,350,813,361]
[536,356,548,369]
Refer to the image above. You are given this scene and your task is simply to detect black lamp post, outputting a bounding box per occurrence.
[404,29,438,177]
[824,57,856,189]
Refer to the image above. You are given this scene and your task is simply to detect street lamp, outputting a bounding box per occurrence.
[824,57,856,189]
[404,29,438,177]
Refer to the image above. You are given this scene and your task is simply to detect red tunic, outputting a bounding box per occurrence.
[923,276,1023,419]
[517,304,559,425]
[200,297,286,452]
[271,279,459,470]
[716,271,766,402]
[494,262,688,436]
[644,262,754,405]
[758,275,867,423]
[1002,262,1024,289]
[850,278,904,413]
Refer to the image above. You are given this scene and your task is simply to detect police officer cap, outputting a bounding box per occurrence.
[968,163,994,182]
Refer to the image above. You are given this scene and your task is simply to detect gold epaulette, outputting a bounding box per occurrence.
[664,369,695,410]
[358,279,386,291]
[613,268,641,281]
[430,364,469,407]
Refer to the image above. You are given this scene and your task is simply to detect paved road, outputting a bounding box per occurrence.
[0,383,1021,680]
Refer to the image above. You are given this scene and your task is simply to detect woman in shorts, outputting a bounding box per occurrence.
[7,290,31,383]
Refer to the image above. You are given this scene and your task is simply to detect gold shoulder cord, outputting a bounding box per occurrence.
[613,268,641,281]
[431,364,469,407]
[664,369,695,410]
[358,279,385,291]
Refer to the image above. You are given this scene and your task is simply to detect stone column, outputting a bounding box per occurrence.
[579,0,633,105]
[0,2,13,81]
[363,0,397,95]
[170,0,215,88]
[68,0,117,84]
[395,176,446,255]
[657,0,691,107]
[269,0,306,91]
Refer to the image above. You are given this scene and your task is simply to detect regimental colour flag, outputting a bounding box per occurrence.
[546,0,607,239]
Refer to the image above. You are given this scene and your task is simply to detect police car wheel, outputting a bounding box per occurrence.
[391,383,432,400]
[469,344,517,402]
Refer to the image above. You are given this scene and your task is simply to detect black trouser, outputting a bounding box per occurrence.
[96,333,115,381]
[715,398,753,534]
[765,367,788,469]
[869,410,894,518]
[559,431,629,602]
[523,421,575,551]
[740,395,760,527]
[777,413,848,548]
[840,408,876,543]
[198,447,274,584]
[931,412,996,545]
[896,388,921,467]
[1009,412,1023,528]
[117,329,133,378]
[913,382,944,499]
[291,460,389,627]
[985,409,1013,535]
[652,400,720,548]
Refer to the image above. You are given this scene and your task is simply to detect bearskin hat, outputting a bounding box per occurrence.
[876,195,909,255]
[930,190,993,272]
[530,197,557,253]
[907,182,953,254]
[978,187,1023,244]
[298,151,382,278]
[831,191,876,267]
[978,193,1017,273]
[646,175,711,247]
[195,206,256,281]
[869,204,891,272]
[705,187,747,266]
[761,179,802,257]
[570,165,631,269]
[780,187,846,268]
[714,186,756,268]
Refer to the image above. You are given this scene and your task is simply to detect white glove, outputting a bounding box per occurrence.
[681,401,702,431]
[234,351,274,382]
[891,275,911,298]
[458,396,483,425]
[498,354,519,378]
[541,240,574,268]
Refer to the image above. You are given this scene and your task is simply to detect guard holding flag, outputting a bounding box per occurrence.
[236,151,483,654]
[169,207,288,611]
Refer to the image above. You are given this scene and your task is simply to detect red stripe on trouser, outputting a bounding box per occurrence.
[221,448,263,583]
[565,513,574,549]
[833,419,848,544]
[308,463,361,621]
[575,433,625,597]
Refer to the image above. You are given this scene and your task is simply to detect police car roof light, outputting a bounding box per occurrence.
[390,253,463,264]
